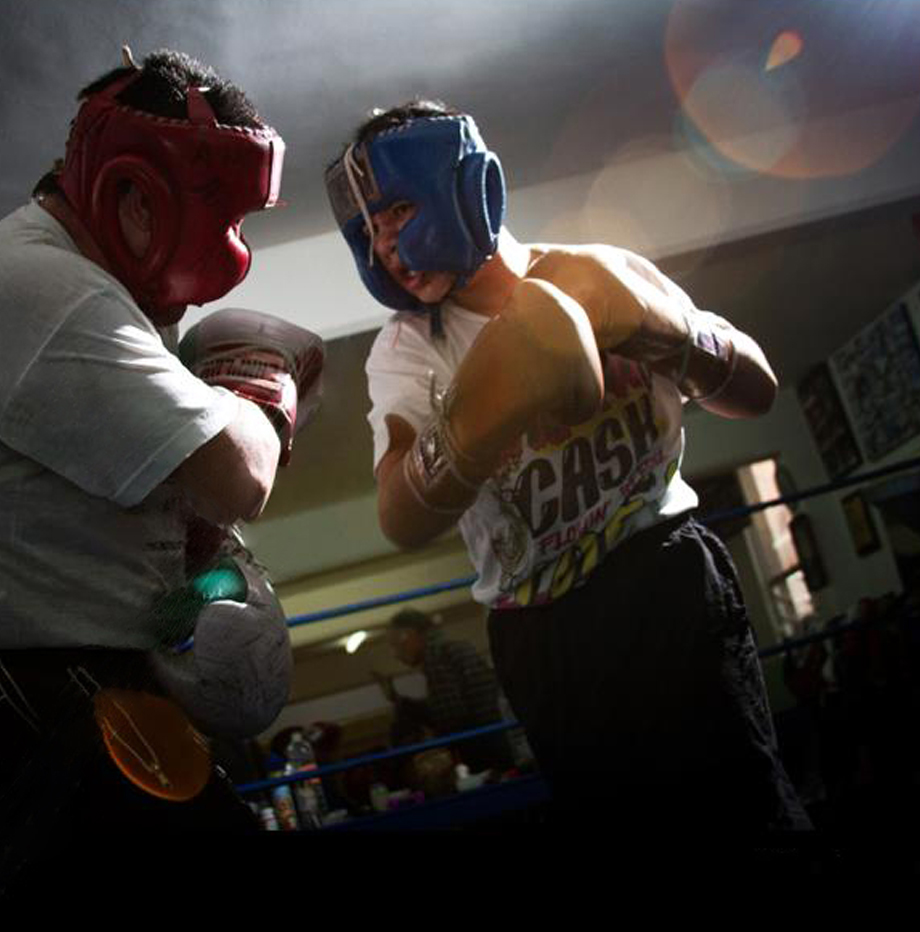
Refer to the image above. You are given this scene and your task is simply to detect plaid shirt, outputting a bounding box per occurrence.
[403,630,502,737]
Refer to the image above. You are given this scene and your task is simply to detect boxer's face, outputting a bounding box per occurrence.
[117,183,187,321]
[389,626,425,668]
[370,201,456,304]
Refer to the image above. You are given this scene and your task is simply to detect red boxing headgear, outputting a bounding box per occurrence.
[57,73,284,325]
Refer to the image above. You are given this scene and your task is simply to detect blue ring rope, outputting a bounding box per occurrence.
[176,456,920,655]
[239,603,918,797]
[283,455,920,630]
[236,719,518,795]
[240,445,920,799]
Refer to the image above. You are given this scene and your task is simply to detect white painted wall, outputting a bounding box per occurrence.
[271,672,426,738]
[260,281,920,654]
[180,120,920,342]
[195,132,920,645]
[684,282,920,628]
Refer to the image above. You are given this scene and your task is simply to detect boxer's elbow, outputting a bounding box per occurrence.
[699,344,778,419]
[175,402,280,523]
[747,365,778,416]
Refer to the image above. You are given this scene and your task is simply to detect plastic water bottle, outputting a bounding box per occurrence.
[254,795,279,831]
[269,781,299,831]
[285,730,327,829]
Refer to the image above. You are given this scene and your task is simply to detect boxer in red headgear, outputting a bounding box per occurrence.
[0,49,322,875]
[56,47,285,327]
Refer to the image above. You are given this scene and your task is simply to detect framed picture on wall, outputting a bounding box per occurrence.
[832,301,920,461]
[796,362,863,479]
[842,491,881,557]
[790,513,829,591]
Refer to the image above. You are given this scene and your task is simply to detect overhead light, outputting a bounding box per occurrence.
[345,631,368,654]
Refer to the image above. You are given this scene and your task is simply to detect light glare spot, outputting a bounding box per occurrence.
[345,630,367,654]
[765,30,803,72]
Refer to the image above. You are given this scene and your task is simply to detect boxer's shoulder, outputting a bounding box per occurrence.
[525,241,637,276]
[520,242,635,309]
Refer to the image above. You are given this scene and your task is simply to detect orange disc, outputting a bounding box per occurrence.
[93,688,211,802]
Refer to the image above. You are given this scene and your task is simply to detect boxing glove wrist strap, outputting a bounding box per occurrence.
[678,311,737,400]
[402,373,491,516]
[654,310,737,401]
[194,346,298,463]
[403,415,484,516]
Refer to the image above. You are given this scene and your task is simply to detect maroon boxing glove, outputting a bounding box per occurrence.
[179,308,325,465]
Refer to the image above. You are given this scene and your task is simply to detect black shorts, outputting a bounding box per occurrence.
[488,514,812,833]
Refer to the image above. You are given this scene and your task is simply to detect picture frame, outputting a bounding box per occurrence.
[796,362,863,479]
[832,301,920,461]
[841,490,881,557]
[789,513,829,591]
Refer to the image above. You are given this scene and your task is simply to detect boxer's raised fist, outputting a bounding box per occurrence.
[401,278,604,515]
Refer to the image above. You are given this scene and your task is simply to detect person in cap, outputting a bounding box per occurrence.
[325,100,812,834]
[0,48,323,880]
[377,608,516,774]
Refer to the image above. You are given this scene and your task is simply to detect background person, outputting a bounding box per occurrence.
[375,608,516,775]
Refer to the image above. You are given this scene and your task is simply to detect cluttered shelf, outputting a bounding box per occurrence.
[232,719,543,832]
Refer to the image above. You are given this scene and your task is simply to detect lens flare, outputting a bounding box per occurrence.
[665,1,920,179]
[765,30,803,72]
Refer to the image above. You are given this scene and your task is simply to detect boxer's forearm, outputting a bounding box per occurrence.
[173,396,280,525]
[645,312,777,417]
[530,245,776,419]
[377,445,463,549]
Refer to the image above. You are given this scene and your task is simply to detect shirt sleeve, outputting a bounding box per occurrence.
[0,287,237,508]
[364,315,454,472]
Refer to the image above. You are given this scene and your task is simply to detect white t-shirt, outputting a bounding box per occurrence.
[366,296,699,610]
[0,202,237,648]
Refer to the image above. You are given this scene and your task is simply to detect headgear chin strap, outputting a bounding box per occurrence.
[58,70,284,326]
[325,115,506,314]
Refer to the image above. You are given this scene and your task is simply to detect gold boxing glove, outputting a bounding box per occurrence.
[403,279,605,515]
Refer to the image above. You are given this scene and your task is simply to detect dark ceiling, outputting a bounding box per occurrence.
[5,0,920,246]
[4,0,920,520]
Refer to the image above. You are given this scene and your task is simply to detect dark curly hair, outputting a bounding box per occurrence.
[389,608,434,634]
[34,48,263,197]
[352,98,461,147]
[80,48,263,127]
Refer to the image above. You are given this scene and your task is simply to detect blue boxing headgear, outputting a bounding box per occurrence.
[325,114,506,313]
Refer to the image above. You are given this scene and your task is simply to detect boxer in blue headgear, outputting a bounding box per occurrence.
[325,101,506,317]
[326,99,812,835]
